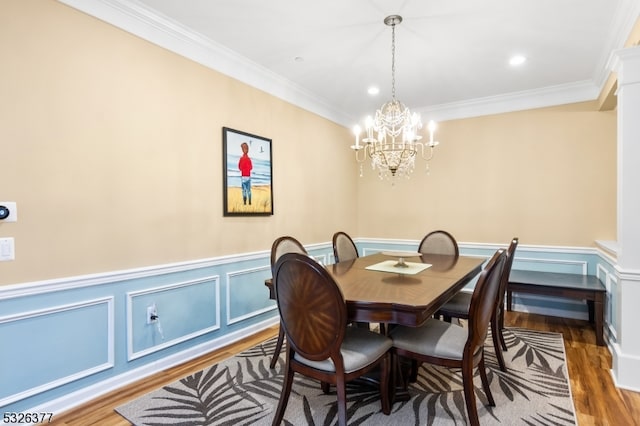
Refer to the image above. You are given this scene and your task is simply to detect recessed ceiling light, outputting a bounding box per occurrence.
[509,55,526,66]
[294,56,304,62]
[368,86,380,96]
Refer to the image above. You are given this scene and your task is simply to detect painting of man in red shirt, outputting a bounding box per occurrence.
[222,127,272,216]
[239,142,253,205]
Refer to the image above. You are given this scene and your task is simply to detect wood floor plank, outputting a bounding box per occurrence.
[48,314,640,425]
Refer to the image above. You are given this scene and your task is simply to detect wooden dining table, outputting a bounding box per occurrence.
[264,251,486,406]
[265,251,485,330]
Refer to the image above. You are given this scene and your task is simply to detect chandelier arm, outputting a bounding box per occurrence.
[353,146,368,163]
[417,143,435,161]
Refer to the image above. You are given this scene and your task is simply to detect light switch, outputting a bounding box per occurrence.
[0,237,15,261]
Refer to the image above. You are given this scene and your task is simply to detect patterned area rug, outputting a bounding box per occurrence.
[116,327,576,425]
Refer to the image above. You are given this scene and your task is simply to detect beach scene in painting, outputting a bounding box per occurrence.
[225,130,272,214]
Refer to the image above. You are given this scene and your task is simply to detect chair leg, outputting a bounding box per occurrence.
[461,361,480,426]
[498,327,508,352]
[336,375,348,426]
[270,324,285,369]
[379,354,391,415]
[491,316,507,372]
[272,364,295,426]
[321,381,330,394]
[478,353,495,407]
[497,306,508,351]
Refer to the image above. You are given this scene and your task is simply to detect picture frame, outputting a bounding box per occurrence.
[222,127,273,216]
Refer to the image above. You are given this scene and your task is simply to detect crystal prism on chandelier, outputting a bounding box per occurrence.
[351,15,439,180]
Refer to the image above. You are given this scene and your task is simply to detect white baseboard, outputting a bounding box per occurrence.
[610,342,640,393]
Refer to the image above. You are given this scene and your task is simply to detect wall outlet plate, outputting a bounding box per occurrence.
[147,304,158,324]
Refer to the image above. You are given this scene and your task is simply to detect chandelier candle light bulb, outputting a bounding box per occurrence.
[365,116,374,142]
[351,15,440,180]
[428,120,438,146]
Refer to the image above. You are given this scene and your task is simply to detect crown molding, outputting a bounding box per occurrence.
[593,0,640,90]
[57,0,352,126]
[417,80,600,122]
[58,0,635,126]
[609,45,640,77]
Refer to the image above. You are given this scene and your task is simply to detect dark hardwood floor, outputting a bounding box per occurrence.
[49,312,640,425]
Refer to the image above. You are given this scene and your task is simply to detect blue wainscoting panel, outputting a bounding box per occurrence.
[0,297,114,406]
[227,265,273,325]
[512,257,587,274]
[127,276,219,360]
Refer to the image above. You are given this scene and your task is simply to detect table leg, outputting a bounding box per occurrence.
[389,353,411,405]
[594,294,605,346]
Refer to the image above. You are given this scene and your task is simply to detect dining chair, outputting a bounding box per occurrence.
[271,253,392,426]
[390,248,507,426]
[418,230,459,257]
[269,236,308,369]
[494,238,519,353]
[332,230,378,331]
[410,230,461,375]
[434,238,519,371]
[332,231,359,263]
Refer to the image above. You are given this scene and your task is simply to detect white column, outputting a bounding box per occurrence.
[611,46,640,391]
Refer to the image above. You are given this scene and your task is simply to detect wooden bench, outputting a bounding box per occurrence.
[507,270,606,346]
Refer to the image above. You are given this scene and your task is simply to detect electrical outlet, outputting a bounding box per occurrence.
[147,304,158,324]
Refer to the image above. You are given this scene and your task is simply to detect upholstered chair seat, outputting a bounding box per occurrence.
[391,318,468,360]
[294,326,392,373]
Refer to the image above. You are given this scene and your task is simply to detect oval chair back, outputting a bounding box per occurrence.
[271,236,307,272]
[494,237,519,351]
[418,230,459,257]
[268,236,308,369]
[332,231,358,263]
[274,253,347,361]
[497,237,519,311]
[466,249,507,359]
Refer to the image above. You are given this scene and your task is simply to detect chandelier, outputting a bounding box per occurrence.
[351,15,439,179]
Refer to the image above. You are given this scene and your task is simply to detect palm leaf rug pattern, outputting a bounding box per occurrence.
[116,327,577,425]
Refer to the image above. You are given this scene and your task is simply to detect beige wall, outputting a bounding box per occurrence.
[0,1,617,286]
[356,103,617,246]
[0,0,356,285]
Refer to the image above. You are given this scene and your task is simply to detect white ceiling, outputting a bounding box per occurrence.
[62,0,639,125]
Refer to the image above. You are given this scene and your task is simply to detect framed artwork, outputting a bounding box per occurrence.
[222,127,273,216]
